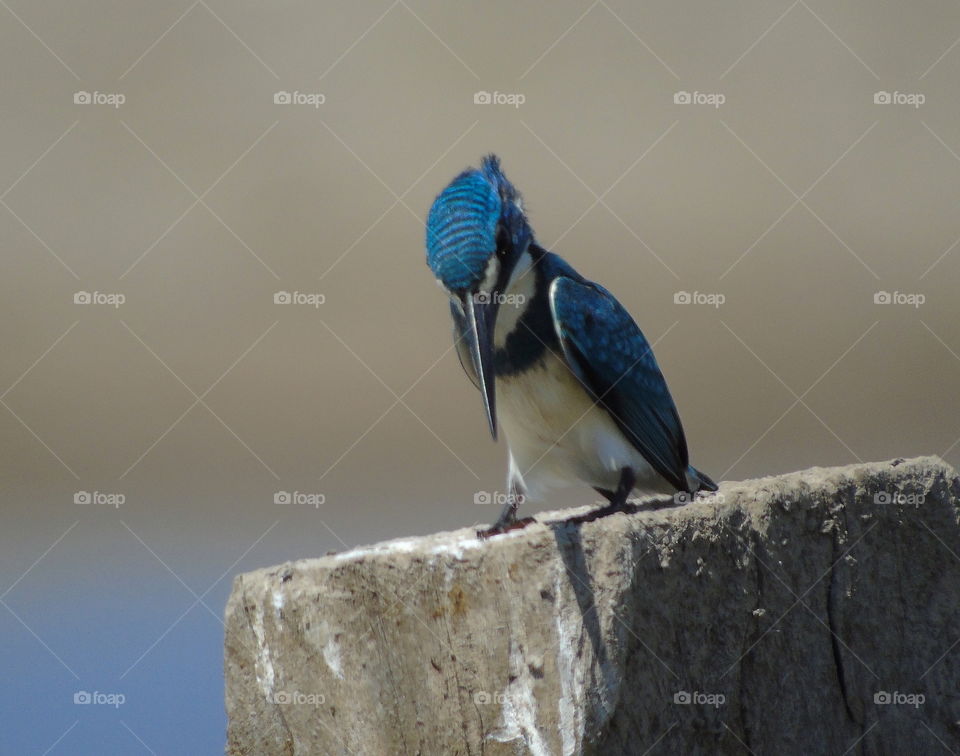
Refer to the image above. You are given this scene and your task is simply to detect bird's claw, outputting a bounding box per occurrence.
[476,516,536,540]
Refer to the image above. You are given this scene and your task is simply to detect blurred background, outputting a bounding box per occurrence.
[2,1,959,752]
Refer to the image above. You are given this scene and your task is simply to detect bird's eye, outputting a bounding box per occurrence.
[495,224,511,255]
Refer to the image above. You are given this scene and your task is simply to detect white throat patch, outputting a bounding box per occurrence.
[479,255,500,296]
[493,250,535,348]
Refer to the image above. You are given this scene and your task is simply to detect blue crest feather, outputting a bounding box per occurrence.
[426,155,525,291]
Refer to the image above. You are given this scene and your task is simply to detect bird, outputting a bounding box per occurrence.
[425,155,717,537]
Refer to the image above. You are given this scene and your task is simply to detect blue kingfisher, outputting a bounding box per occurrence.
[426,155,717,537]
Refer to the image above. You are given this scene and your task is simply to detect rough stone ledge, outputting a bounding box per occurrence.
[225,456,960,755]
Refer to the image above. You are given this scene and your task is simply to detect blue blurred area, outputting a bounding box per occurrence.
[1,579,225,754]
[0,495,488,753]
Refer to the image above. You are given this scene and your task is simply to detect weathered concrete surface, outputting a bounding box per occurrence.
[225,457,960,755]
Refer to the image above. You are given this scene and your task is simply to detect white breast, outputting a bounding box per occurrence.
[496,351,666,501]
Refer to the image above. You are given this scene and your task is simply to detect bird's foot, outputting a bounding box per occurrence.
[567,467,639,524]
[476,516,536,540]
[568,499,637,525]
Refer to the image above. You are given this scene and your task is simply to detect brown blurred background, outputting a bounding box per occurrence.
[2,1,959,752]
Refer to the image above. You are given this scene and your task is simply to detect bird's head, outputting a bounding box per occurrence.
[425,155,532,439]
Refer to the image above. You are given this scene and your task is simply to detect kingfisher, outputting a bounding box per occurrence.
[426,155,717,537]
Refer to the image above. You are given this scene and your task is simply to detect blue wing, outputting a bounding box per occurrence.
[549,277,690,491]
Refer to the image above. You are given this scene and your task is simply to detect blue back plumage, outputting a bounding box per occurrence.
[550,277,690,490]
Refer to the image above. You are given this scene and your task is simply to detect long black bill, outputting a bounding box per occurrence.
[465,293,500,440]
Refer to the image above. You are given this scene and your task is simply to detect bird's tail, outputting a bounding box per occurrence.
[685,465,718,493]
